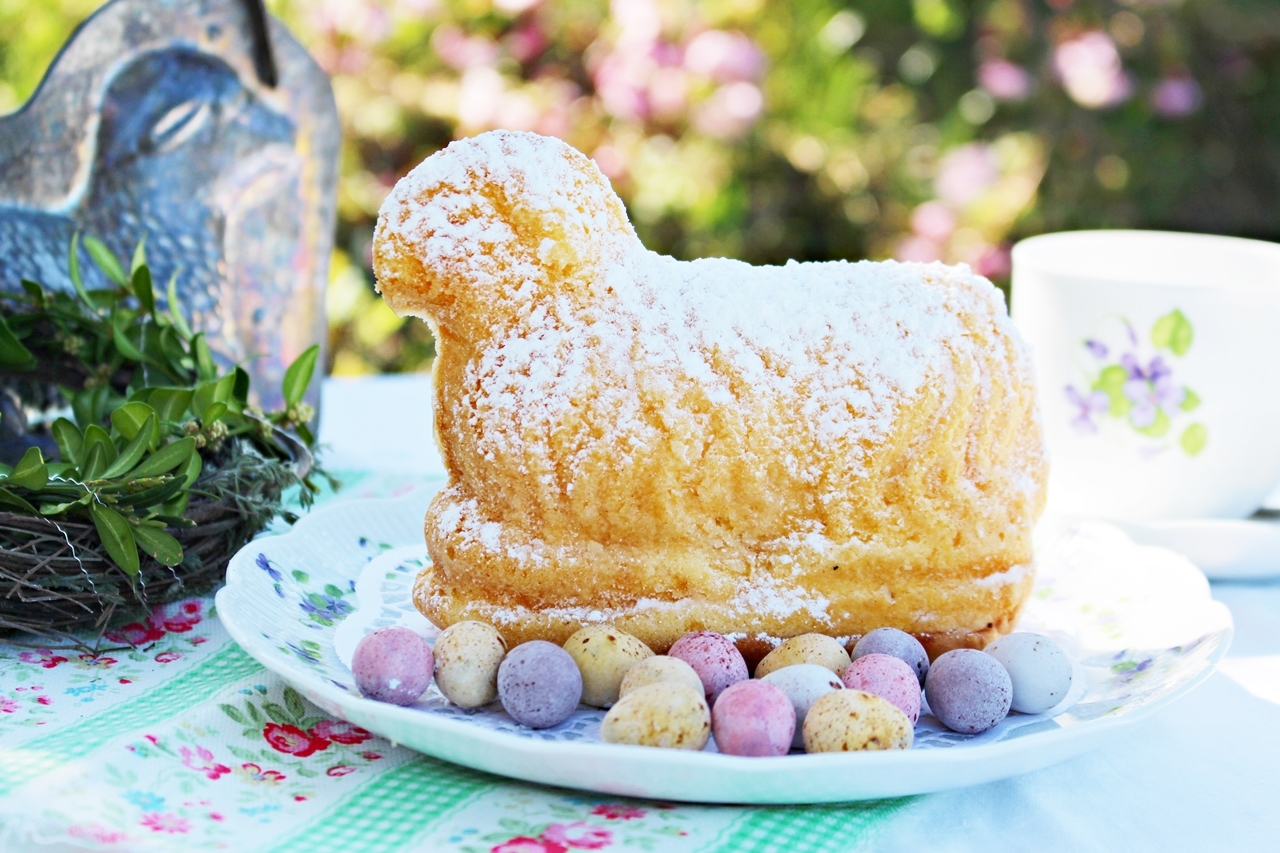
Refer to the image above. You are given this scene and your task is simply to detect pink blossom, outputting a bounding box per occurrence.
[591,804,646,820]
[79,653,117,668]
[974,245,1012,278]
[310,719,372,745]
[506,22,548,64]
[591,144,628,179]
[155,651,182,664]
[180,745,232,780]
[68,824,129,844]
[433,24,499,71]
[683,30,765,82]
[360,751,384,761]
[693,82,763,139]
[911,201,957,242]
[0,698,18,714]
[894,235,942,263]
[154,601,202,633]
[541,822,612,850]
[327,765,357,777]
[977,59,1031,101]
[1054,31,1131,109]
[491,838,568,853]
[264,722,330,757]
[18,649,67,669]
[238,762,287,784]
[935,144,999,207]
[105,621,165,646]
[139,813,190,834]
[1151,75,1202,117]
[36,695,51,706]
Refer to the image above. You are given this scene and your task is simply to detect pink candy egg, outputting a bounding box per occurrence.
[667,631,748,706]
[842,652,922,724]
[352,627,434,705]
[711,679,796,757]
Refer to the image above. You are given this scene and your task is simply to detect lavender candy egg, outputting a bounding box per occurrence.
[352,627,434,705]
[760,663,844,748]
[924,649,1012,734]
[497,640,584,729]
[986,633,1074,714]
[843,653,922,724]
[852,628,930,686]
[668,631,748,706]
[711,679,796,757]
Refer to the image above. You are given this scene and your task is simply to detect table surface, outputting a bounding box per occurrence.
[3,375,1278,853]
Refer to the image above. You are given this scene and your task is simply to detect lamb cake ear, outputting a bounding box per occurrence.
[373,130,636,338]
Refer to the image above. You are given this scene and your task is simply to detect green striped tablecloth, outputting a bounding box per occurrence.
[0,472,909,852]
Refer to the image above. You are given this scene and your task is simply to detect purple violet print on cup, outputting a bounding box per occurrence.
[1065,309,1207,456]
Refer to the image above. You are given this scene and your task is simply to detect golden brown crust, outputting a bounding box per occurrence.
[376,131,1048,658]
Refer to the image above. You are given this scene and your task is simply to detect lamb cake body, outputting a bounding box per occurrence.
[373,130,1048,663]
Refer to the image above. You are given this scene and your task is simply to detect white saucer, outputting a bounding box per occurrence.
[1106,514,1280,580]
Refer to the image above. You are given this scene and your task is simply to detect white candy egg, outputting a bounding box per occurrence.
[985,633,1074,715]
[760,663,845,748]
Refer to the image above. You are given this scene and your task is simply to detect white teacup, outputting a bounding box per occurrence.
[1011,230,1280,521]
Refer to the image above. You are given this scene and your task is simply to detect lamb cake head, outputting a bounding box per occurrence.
[374,130,1048,663]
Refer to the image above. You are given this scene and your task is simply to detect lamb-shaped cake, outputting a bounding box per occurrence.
[374,130,1047,662]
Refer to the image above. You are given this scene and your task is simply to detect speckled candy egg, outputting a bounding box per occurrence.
[924,649,1012,734]
[667,631,748,706]
[601,683,711,750]
[711,680,796,757]
[986,633,1074,715]
[433,621,508,708]
[760,663,844,748]
[842,653,922,724]
[619,656,705,699]
[851,628,930,686]
[562,626,654,707]
[755,634,852,678]
[497,640,583,728]
[802,689,914,753]
[352,627,434,705]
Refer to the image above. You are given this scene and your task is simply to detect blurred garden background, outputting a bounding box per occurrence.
[3,0,1279,375]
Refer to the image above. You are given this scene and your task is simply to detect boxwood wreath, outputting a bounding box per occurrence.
[0,235,331,645]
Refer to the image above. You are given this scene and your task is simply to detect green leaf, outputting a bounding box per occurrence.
[283,687,306,720]
[128,436,196,479]
[132,523,183,566]
[82,235,129,286]
[166,272,193,340]
[20,279,44,301]
[1093,365,1130,417]
[104,414,157,479]
[131,264,155,315]
[68,233,99,311]
[51,418,83,466]
[0,487,38,514]
[1181,423,1208,456]
[111,402,158,444]
[219,704,248,725]
[1134,408,1171,438]
[112,315,148,363]
[130,236,147,276]
[40,497,91,515]
[202,401,228,424]
[193,374,235,418]
[1151,309,1194,357]
[0,314,35,369]
[90,502,140,576]
[233,366,251,404]
[82,425,118,474]
[282,345,320,408]
[7,447,48,490]
[263,701,296,725]
[1180,388,1201,412]
[193,334,217,381]
[81,443,108,481]
[145,388,194,424]
[120,476,187,510]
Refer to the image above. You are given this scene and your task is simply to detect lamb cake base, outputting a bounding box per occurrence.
[375,130,1048,664]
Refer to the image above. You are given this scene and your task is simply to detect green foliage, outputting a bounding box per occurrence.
[0,236,324,577]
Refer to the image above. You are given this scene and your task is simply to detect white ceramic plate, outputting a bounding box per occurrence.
[216,495,1232,804]
[1108,515,1280,580]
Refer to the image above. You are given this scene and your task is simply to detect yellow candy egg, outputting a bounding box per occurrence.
[601,683,711,750]
[433,621,507,708]
[802,689,914,752]
[563,625,654,708]
[755,633,852,678]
